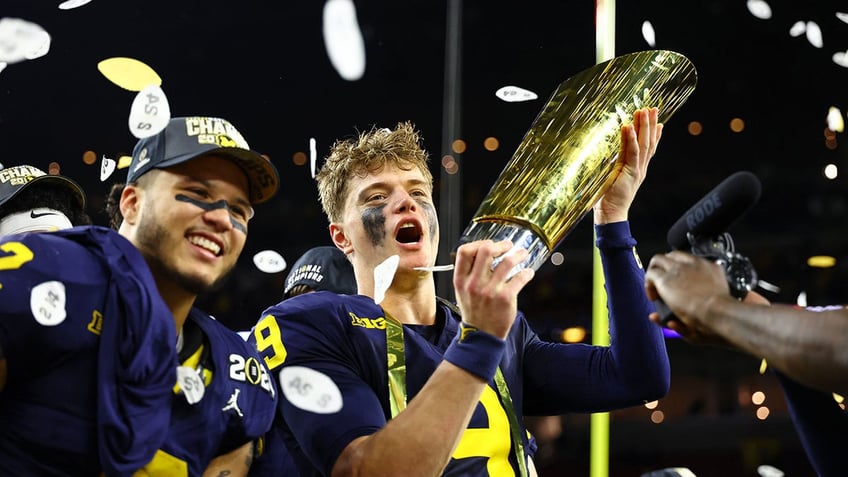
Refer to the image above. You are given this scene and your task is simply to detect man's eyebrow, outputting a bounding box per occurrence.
[356,182,389,201]
[355,177,431,202]
[405,178,429,188]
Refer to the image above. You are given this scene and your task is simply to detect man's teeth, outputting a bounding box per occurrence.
[400,223,415,229]
[189,236,221,255]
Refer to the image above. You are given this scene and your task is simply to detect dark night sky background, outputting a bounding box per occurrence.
[1,2,846,473]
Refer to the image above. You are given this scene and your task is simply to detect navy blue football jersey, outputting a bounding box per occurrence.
[0,226,176,476]
[140,308,278,476]
[251,222,669,476]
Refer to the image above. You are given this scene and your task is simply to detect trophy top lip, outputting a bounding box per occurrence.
[467,217,554,250]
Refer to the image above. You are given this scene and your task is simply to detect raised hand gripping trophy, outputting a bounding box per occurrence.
[458,50,698,273]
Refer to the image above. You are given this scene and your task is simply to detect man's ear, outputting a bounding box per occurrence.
[329,223,353,254]
[119,184,141,226]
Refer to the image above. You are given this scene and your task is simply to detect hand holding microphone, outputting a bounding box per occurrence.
[651,171,762,326]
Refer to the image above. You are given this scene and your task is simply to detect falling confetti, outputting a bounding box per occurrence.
[789,21,806,37]
[827,106,844,132]
[253,250,287,274]
[0,18,50,64]
[128,84,171,139]
[805,21,823,48]
[495,85,538,103]
[373,255,399,305]
[746,0,772,20]
[117,155,132,169]
[833,50,848,68]
[24,29,50,60]
[322,0,366,81]
[97,57,162,91]
[756,465,784,477]
[837,12,848,24]
[100,155,116,182]
[309,137,318,178]
[58,0,94,10]
[641,20,656,47]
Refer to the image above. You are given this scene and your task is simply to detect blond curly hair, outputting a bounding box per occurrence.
[316,121,433,223]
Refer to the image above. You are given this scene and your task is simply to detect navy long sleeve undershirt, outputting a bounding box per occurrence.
[522,221,671,414]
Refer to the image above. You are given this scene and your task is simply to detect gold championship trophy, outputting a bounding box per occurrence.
[458,50,697,272]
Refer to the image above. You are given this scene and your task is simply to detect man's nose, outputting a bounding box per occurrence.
[395,192,418,213]
[203,205,234,231]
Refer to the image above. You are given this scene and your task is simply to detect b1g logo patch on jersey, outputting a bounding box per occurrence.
[30,280,67,326]
[228,354,275,398]
[348,311,386,330]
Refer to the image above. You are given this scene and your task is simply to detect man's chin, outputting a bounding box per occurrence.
[173,266,235,295]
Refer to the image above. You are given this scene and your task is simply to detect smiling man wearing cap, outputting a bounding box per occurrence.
[0,164,89,236]
[107,116,279,476]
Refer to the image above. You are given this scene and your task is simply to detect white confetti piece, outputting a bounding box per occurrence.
[641,20,656,47]
[253,250,287,274]
[373,254,398,305]
[805,21,823,48]
[309,137,317,178]
[746,0,772,20]
[30,280,67,326]
[0,18,50,64]
[23,29,50,60]
[756,464,784,477]
[322,0,366,81]
[58,0,94,10]
[832,50,848,68]
[280,366,343,414]
[495,85,538,103]
[128,84,171,139]
[789,21,806,37]
[837,12,848,24]
[827,106,844,132]
[100,155,116,181]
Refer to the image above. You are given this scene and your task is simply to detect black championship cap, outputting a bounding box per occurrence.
[126,116,279,204]
[0,164,86,208]
[284,246,357,298]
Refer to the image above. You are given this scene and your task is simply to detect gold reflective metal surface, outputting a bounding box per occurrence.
[470,50,697,251]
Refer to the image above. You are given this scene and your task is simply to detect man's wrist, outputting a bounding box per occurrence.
[443,323,506,381]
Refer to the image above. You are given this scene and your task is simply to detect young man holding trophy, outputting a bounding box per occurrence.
[251,51,696,477]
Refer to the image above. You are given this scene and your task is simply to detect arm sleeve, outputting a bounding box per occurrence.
[775,371,848,476]
[522,221,670,414]
[255,297,387,476]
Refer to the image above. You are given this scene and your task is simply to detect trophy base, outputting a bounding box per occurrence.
[457,221,551,275]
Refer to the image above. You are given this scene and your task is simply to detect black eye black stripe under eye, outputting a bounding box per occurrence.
[175,194,247,234]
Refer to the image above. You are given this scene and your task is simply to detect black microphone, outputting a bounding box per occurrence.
[666,171,762,250]
[656,171,762,325]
